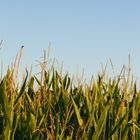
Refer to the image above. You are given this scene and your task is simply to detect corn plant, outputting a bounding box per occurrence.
[0,49,139,140]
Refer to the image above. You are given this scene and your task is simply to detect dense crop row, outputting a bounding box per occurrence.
[0,49,139,140]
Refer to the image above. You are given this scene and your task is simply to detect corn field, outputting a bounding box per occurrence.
[0,49,140,140]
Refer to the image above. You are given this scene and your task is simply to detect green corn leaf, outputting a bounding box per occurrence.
[11,112,20,140]
[85,88,92,113]
[0,78,12,130]
[29,76,34,89]
[92,106,108,140]
[28,77,35,100]
[25,92,35,112]
[34,76,41,86]
[121,123,132,140]
[14,70,28,108]
[66,77,71,90]
[109,113,127,138]
[37,114,46,129]
[63,74,68,89]
[52,69,57,93]
[71,96,83,127]
[30,113,37,131]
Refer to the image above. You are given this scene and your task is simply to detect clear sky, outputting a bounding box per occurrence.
[0,0,140,80]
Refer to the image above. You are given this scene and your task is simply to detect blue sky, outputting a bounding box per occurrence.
[0,1,140,80]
